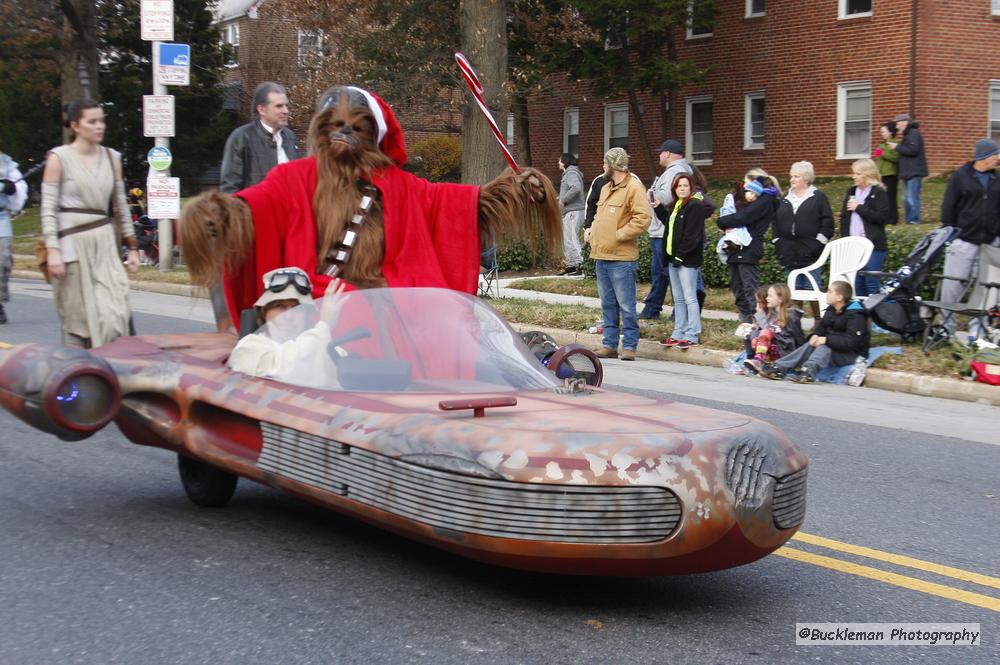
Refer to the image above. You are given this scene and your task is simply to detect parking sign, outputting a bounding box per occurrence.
[157,43,190,86]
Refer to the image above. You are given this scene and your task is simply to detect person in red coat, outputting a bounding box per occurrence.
[181,86,561,329]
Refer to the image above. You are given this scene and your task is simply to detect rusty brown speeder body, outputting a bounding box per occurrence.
[0,288,807,575]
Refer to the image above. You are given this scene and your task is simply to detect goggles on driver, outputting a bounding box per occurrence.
[264,268,312,295]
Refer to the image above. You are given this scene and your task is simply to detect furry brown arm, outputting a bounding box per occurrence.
[478,167,562,261]
[178,191,254,287]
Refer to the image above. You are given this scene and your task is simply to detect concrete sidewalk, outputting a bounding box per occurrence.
[10,264,999,406]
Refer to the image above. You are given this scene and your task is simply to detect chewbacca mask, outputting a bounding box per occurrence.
[180,85,561,327]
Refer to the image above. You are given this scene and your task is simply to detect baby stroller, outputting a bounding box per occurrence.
[861,226,959,341]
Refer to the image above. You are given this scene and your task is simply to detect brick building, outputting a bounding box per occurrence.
[527,0,1000,186]
[212,0,463,152]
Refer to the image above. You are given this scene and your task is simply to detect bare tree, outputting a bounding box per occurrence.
[459,0,507,184]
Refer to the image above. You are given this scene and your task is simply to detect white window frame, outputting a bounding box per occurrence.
[990,81,1000,141]
[506,113,515,150]
[687,1,713,39]
[563,108,580,156]
[604,103,629,152]
[839,0,873,20]
[225,23,240,47]
[297,29,325,68]
[993,0,1000,16]
[221,22,240,68]
[836,81,872,160]
[685,96,714,166]
[744,92,765,150]
[746,0,766,18]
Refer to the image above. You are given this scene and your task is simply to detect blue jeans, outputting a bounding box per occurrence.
[855,249,887,298]
[596,260,640,351]
[902,177,922,224]
[641,237,670,317]
[667,263,701,342]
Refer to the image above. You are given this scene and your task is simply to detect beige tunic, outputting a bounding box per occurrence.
[43,145,132,347]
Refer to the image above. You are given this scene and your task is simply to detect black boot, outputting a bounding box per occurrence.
[0,304,6,324]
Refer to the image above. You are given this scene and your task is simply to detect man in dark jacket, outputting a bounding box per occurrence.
[220,81,301,194]
[760,281,869,383]
[938,139,1000,335]
[894,114,928,224]
[717,176,779,323]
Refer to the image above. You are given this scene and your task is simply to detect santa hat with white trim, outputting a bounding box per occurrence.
[315,86,407,167]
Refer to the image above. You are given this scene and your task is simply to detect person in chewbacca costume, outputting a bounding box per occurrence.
[181,85,561,329]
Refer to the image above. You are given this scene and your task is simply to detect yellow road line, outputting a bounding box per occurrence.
[775,546,1000,613]
[794,531,1000,591]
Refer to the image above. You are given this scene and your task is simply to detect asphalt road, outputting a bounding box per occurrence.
[0,282,997,664]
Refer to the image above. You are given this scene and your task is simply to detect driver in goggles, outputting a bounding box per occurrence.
[227,267,347,388]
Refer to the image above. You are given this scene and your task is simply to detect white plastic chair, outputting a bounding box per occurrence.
[787,236,874,315]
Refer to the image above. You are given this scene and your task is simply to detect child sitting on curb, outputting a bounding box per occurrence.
[743,283,806,374]
[759,280,869,383]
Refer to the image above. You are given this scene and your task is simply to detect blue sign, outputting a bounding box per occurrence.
[157,43,190,85]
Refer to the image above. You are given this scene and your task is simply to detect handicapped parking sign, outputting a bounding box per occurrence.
[157,43,190,86]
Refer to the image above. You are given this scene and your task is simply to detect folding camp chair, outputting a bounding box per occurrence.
[921,243,1000,352]
[478,245,500,299]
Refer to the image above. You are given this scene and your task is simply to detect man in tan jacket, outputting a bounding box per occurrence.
[583,147,651,360]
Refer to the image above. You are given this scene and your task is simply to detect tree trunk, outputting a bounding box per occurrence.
[460,0,508,185]
[512,90,531,166]
[60,0,100,141]
[627,90,656,179]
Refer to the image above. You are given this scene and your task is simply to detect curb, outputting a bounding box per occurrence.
[11,271,998,407]
[12,269,207,299]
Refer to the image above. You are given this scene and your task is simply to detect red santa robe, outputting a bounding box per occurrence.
[221,88,481,325]
[226,158,481,325]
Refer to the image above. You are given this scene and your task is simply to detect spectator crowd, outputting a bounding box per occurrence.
[567,114,1000,384]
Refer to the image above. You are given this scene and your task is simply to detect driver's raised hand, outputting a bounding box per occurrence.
[320,277,348,323]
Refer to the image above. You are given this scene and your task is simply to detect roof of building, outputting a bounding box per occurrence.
[213,0,263,23]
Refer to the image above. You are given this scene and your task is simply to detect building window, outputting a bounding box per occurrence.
[506,113,515,151]
[990,83,1000,141]
[994,0,1000,15]
[839,0,873,19]
[746,0,766,17]
[297,29,325,68]
[564,109,580,157]
[837,82,871,159]
[221,22,239,67]
[687,1,714,39]
[605,104,628,151]
[744,93,765,149]
[686,97,713,164]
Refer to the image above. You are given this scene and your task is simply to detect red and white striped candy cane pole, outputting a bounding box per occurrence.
[454,52,520,174]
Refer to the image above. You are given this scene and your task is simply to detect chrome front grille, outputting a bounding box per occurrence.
[772,467,808,529]
[258,423,681,544]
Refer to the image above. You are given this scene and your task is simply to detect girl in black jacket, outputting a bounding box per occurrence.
[662,174,706,348]
[840,159,892,297]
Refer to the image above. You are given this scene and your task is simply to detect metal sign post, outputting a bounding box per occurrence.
[141,0,175,271]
